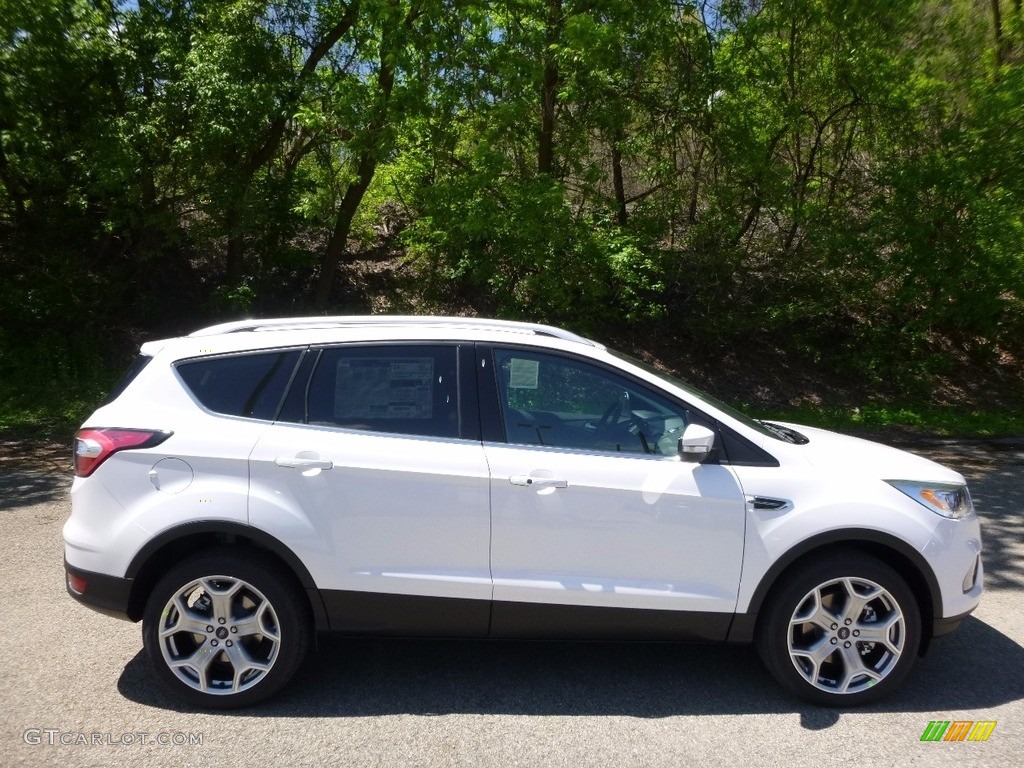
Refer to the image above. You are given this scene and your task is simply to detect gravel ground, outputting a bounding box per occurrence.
[0,437,1021,768]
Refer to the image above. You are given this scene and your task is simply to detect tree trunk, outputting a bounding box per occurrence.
[538,0,562,176]
[312,1,408,308]
[688,144,705,226]
[610,135,627,226]
[0,141,27,227]
[225,206,245,284]
[992,0,1006,67]
[313,153,379,309]
[221,1,363,282]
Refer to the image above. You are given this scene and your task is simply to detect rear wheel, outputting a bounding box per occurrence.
[756,552,921,706]
[142,548,311,708]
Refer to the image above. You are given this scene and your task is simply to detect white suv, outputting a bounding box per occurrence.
[63,316,983,708]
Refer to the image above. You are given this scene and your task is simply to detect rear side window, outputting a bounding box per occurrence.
[304,345,459,438]
[177,350,301,420]
[102,354,153,405]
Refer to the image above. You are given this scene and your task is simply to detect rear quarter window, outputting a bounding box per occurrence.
[101,354,153,405]
[176,350,301,420]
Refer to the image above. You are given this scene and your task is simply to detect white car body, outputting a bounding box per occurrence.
[62,316,984,706]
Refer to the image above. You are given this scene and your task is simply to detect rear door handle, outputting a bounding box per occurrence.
[276,457,334,470]
[509,475,568,489]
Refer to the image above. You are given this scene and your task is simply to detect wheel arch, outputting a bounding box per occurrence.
[124,522,329,631]
[728,530,941,653]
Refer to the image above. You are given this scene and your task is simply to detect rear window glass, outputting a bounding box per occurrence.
[177,350,301,420]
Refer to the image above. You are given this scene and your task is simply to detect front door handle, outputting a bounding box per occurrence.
[276,457,334,470]
[509,474,567,489]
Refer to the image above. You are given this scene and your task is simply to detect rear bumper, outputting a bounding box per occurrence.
[64,559,136,622]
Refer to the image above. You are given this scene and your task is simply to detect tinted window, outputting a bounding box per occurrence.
[102,354,153,405]
[305,345,459,438]
[493,348,696,455]
[177,350,301,420]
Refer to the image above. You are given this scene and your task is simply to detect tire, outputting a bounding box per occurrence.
[142,548,311,709]
[755,551,921,706]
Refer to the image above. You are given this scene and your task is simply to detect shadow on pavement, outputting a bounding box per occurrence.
[118,615,1022,727]
[965,464,1024,592]
[0,470,70,511]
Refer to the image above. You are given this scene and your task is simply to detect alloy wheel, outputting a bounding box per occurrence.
[787,576,906,695]
[156,575,282,695]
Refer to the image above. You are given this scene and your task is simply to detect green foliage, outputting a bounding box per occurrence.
[1,0,1023,433]
[210,281,258,313]
[0,325,122,437]
[405,171,620,325]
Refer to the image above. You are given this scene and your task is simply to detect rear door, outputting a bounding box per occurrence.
[248,343,492,636]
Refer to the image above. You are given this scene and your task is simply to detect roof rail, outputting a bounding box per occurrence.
[188,316,602,348]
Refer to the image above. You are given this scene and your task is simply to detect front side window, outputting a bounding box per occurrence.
[493,348,694,455]
[306,345,459,438]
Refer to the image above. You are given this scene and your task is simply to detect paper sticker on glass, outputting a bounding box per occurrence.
[335,358,434,420]
[508,357,540,389]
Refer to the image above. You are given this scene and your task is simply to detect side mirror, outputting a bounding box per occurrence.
[678,424,716,463]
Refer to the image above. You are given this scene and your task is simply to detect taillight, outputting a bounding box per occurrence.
[68,572,87,594]
[74,428,172,477]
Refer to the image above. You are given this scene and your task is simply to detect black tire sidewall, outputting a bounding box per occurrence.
[141,547,311,709]
[756,552,922,707]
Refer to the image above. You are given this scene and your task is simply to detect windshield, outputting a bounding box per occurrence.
[608,349,782,441]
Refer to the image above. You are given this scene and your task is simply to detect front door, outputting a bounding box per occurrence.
[481,346,747,640]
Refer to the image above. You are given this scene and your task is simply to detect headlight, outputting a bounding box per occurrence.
[886,480,974,519]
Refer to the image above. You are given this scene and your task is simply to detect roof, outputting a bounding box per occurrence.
[186,315,603,348]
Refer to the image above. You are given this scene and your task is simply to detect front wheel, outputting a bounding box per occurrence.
[142,548,311,709]
[756,552,921,706]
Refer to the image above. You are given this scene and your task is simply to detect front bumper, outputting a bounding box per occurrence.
[926,514,984,622]
[933,608,976,638]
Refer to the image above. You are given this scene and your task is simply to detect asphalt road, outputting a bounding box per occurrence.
[1,439,1021,767]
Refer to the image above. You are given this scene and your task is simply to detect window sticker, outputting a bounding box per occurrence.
[508,358,540,389]
[335,358,434,419]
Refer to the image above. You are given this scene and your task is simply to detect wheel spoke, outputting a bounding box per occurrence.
[839,578,882,623]
[791,636,835,683]
[169,644,217,692]
[836,643,881,693]
[791,588,839,632]
[222,642,272,692]
[160,594,210,638]
[232,601,280,641]
[855,612,904,653]
[202,577,243,621]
